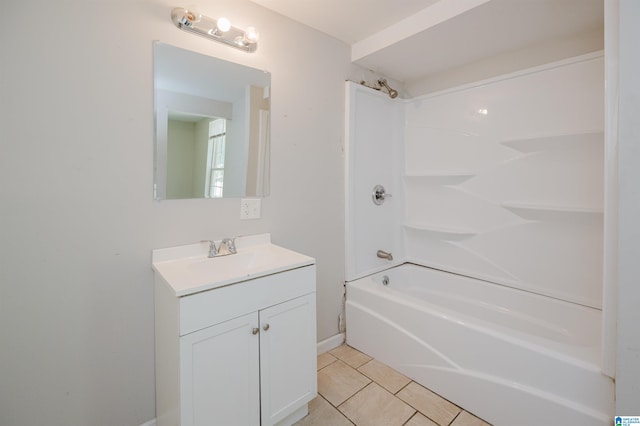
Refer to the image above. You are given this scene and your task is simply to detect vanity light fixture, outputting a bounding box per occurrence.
[171,7,259,53]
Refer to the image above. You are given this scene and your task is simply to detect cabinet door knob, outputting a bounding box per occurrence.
[263,324,270,331]
[252,327,259,335]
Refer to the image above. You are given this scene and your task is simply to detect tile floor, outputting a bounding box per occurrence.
[294,345,491,426]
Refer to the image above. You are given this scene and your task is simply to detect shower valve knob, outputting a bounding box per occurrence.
[372,184,392,205]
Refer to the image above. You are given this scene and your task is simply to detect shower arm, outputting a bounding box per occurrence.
[377,79,398,99]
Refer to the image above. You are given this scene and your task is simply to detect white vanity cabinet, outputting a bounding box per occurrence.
[257,293,316,425]
[153,235,317,426]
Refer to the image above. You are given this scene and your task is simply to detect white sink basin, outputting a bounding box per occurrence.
[187,251,258,275]
[152,234,315,296]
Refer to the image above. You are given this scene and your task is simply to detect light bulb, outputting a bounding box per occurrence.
[172,7,201,27]
[183,9,201,26]
[243,26,259,44]
[216,17,231,33]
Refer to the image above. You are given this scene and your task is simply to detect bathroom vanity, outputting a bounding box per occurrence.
[152,234,317,426]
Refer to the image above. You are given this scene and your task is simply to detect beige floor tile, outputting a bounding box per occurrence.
[293,396,353,426]
[397,382,460,426]
[339,382,415,426]
[357,359,411,394]
[318,360,371,406]
[451,411,492,426]
[405,412,439,426]
[329,345,372,368]
[317,352,338,370]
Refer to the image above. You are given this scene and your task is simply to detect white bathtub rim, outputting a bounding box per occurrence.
[351,261,602,311]
[345,262,602,373]
[347,263,601,358]
[347,280,602,372]
[377,283,599,359]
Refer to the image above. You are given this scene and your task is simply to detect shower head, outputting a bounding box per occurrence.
[378,79,398,99]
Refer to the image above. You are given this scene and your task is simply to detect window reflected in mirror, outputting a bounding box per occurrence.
[207,118,226,198]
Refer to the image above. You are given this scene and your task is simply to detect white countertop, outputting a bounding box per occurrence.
[152,233,315,297]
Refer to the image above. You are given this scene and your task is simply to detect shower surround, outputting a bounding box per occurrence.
[344,52,613,425]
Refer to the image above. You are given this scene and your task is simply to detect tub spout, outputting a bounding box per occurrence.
[377,250,393,261]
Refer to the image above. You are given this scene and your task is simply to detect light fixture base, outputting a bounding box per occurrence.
[171,7,258,53]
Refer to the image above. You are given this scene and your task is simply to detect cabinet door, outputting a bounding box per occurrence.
[259,293,317,425]
[180,312,260,426]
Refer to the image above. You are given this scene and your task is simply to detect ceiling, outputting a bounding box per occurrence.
[249,0,443,44]
[249,0,604,84]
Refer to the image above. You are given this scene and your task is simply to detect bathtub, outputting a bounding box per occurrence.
[345,264,613,426]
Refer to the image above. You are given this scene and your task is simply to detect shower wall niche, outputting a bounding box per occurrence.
[346,52,604,309]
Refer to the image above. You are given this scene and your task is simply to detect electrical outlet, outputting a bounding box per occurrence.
[240,198,261,219]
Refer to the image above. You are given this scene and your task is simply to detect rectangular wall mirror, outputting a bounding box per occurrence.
[153,42,270,200]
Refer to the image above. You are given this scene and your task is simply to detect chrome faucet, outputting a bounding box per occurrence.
[201,238,237,258]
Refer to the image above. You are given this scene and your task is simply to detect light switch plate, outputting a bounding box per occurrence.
[240,198,261,219]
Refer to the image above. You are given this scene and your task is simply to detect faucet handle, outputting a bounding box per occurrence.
[219,237,237,255]
[200,240,217,258]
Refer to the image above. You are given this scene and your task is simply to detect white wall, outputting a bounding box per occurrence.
[615,0,640,414]
[0,1,349,425]
[166,119,196,198]
[406,27,604,97]
[193,117,210,197]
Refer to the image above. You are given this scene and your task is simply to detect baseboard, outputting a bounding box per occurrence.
[317,332,345,354]
[139,419,156,426]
